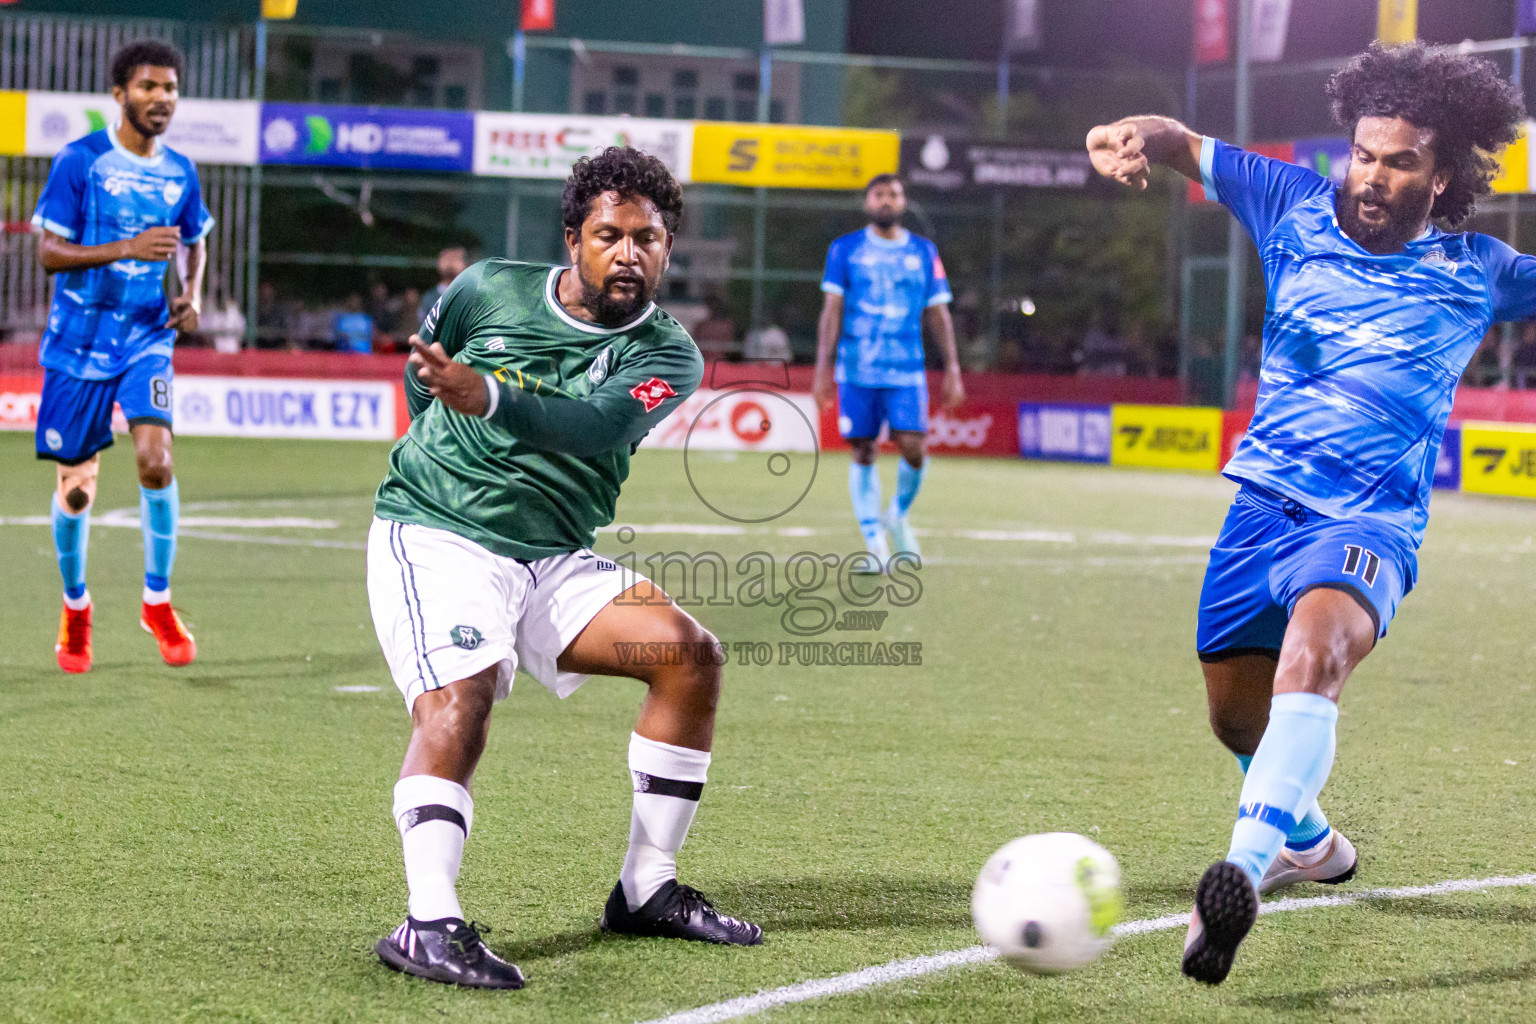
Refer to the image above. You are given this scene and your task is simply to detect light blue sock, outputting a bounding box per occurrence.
[893,458,927,517]
[51,493,90,601]
[1226,692,1338,889]
[849,462,883,546]
[1234,752,1332,851]
[140,478,179,594]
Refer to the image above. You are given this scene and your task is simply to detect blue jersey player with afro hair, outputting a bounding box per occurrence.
[1088,42,1533,985]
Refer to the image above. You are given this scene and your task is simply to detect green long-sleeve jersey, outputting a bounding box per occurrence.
[373,259,703,559]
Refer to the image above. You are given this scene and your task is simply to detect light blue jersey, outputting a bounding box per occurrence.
[821,226,951,388]
[32,127,213,381]
[1202,136,1536,543]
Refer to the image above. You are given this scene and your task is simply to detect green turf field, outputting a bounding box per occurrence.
[3,430,1536,1024]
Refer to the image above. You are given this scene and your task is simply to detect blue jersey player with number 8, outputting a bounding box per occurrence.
[31,40,210,674]
[1089,43,1536,985]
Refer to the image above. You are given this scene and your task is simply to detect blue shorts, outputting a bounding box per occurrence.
[36,354,174,465]
[836,382,928,439]
[1196,483,1418,661]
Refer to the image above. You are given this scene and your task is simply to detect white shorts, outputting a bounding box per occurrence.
[366,517,647,712]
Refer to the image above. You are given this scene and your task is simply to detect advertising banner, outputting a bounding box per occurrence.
[1460,421,1536,499]
[473,112,693,182]
[1249,0,1292,63]
[521,0,556,32]
[1018,402,1112,464]
[1110,404,1224,472]
[649,388,819,451]
[260,103,474,172]
[1378,0,1417,45]
[25,92,260,165]
[903,135,1097,192]
[173,376,397,441]
[1194,0,1229,66]
[0,372,42,432]
[1434,424,1461,491]
[0,91,24,156]
[1293,136,1351,184]
[691,122,899,190]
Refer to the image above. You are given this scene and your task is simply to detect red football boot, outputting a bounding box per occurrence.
[56,601,93,674]
[140,601,197,667]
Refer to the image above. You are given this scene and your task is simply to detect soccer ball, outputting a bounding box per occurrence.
[971,832,1124,974]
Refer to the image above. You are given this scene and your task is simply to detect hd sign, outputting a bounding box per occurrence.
[259,103,474,172]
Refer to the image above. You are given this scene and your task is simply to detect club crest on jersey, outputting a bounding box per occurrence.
[629,377,676,412]
[588,346,613,384]
[450,625,483,650]
[163,180,184,205]
[1420,248,1457,273]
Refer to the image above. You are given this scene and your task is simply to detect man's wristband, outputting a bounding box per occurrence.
[482,375,500,418]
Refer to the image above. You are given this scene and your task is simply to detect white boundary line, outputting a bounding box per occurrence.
[641,873,1536,1024]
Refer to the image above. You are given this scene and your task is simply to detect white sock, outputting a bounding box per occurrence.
[63,589,91,611]
[621,732,711,911]
[142,585,170,605]
[393,775,474,922]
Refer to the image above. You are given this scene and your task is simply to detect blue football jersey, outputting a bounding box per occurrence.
[821,227,952,388]
[31,128,213,380]
[1202,136,1536,543]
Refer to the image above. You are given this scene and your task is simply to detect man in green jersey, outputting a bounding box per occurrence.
[368,148,762,990]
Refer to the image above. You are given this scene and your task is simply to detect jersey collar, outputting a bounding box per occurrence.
[109,122,166,167]
[544,266,657,335]
[863,225,911,247]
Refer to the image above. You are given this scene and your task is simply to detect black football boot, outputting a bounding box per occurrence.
[1181,861,1259,985]
[600,880,763,945]
[376,917,526,989]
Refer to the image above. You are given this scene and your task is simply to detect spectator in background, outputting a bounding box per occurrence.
[418,245,468,326]
[367,281,398,337]
[199,296,246,353]
[254,280,289,350]
[744,310,792,362]
[333,293,374,354]
[692,294,739,361]
[1078,315,1129,376]
[1513,323,1536,389]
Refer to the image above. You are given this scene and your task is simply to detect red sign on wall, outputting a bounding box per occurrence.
[521,0,555,32]
[1194,0,1228,65]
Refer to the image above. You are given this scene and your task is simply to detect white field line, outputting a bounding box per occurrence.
[0,513,338,529]
[640,872,1536,1024]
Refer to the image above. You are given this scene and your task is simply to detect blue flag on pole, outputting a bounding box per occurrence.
[1520,0,1536,36]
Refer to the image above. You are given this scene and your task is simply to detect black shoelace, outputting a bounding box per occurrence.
[445,920,491,958]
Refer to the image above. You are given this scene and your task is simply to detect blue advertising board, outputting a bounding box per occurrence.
[1018,402,1112,464]
[1293,136,1351,184]
[259,103,474,172]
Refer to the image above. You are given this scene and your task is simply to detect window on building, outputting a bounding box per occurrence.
[769,99,785,123]
[673,69,699,90]
[613,66,640,88]
[614,92,637,115]
[644,93,665,117]
[584,91,606,114]
[444,85,467,109]
[674,95,696,119]
[734,98,756,121]
[704,97,727,120]
[733,72,758,93]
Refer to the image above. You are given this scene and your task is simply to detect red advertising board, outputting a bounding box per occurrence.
[521,0,555,32]
[818,398,1021,457]
[1193,0,1229,65]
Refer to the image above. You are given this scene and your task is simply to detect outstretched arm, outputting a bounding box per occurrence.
[1086,116,1203,190]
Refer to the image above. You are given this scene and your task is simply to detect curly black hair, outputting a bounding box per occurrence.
[1326,42,1526,228]
[110,40,185,89]
[561,146,684,235]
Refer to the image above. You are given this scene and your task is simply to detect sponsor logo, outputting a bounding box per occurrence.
[1109,405,1223,472]
[595,560,617,571]
[730,400,772,444]
[630,377,676,412]
[263,117,299,155]
[587,346,612,384]
[920,134,950,171]
[1461,423,1536,498]
[450,625,483,650]
[45,428,63,451]
[1420,248,1457,273]
[927,411,992,449]
[179,392,214,423]
[486,337,506,352]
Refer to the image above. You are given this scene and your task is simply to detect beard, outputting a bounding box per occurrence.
[1334,182,1434,255]
[869,208,901,229]
[577,265,655,326]
[124,100,172,138]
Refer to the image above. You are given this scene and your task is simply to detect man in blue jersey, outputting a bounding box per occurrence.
[1088,42,1532,985]
[814,175,964,566]
[32,40,210,674]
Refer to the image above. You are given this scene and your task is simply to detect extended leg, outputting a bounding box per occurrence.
[377,666,525,989]
[886,430,927,557]
[846,437,889,564]
[52,457,98,673]
[557,581,760,945]
[133,424,196,665]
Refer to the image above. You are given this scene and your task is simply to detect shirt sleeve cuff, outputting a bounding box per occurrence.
[31,213,76,239]
[482,375,500,419]
[1199,136,1219,202]
[182,217,215,245]
[820,281,844,295]
[926,291,952,308]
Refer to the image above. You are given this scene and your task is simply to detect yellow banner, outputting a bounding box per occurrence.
[1460,421,1536,499]
[1492,123,1529,195]
[1110,405,1224,472]
[1378,0,1417,44]
[0,91,24,156]
[262,0,300,18]
[691,122,899,190]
